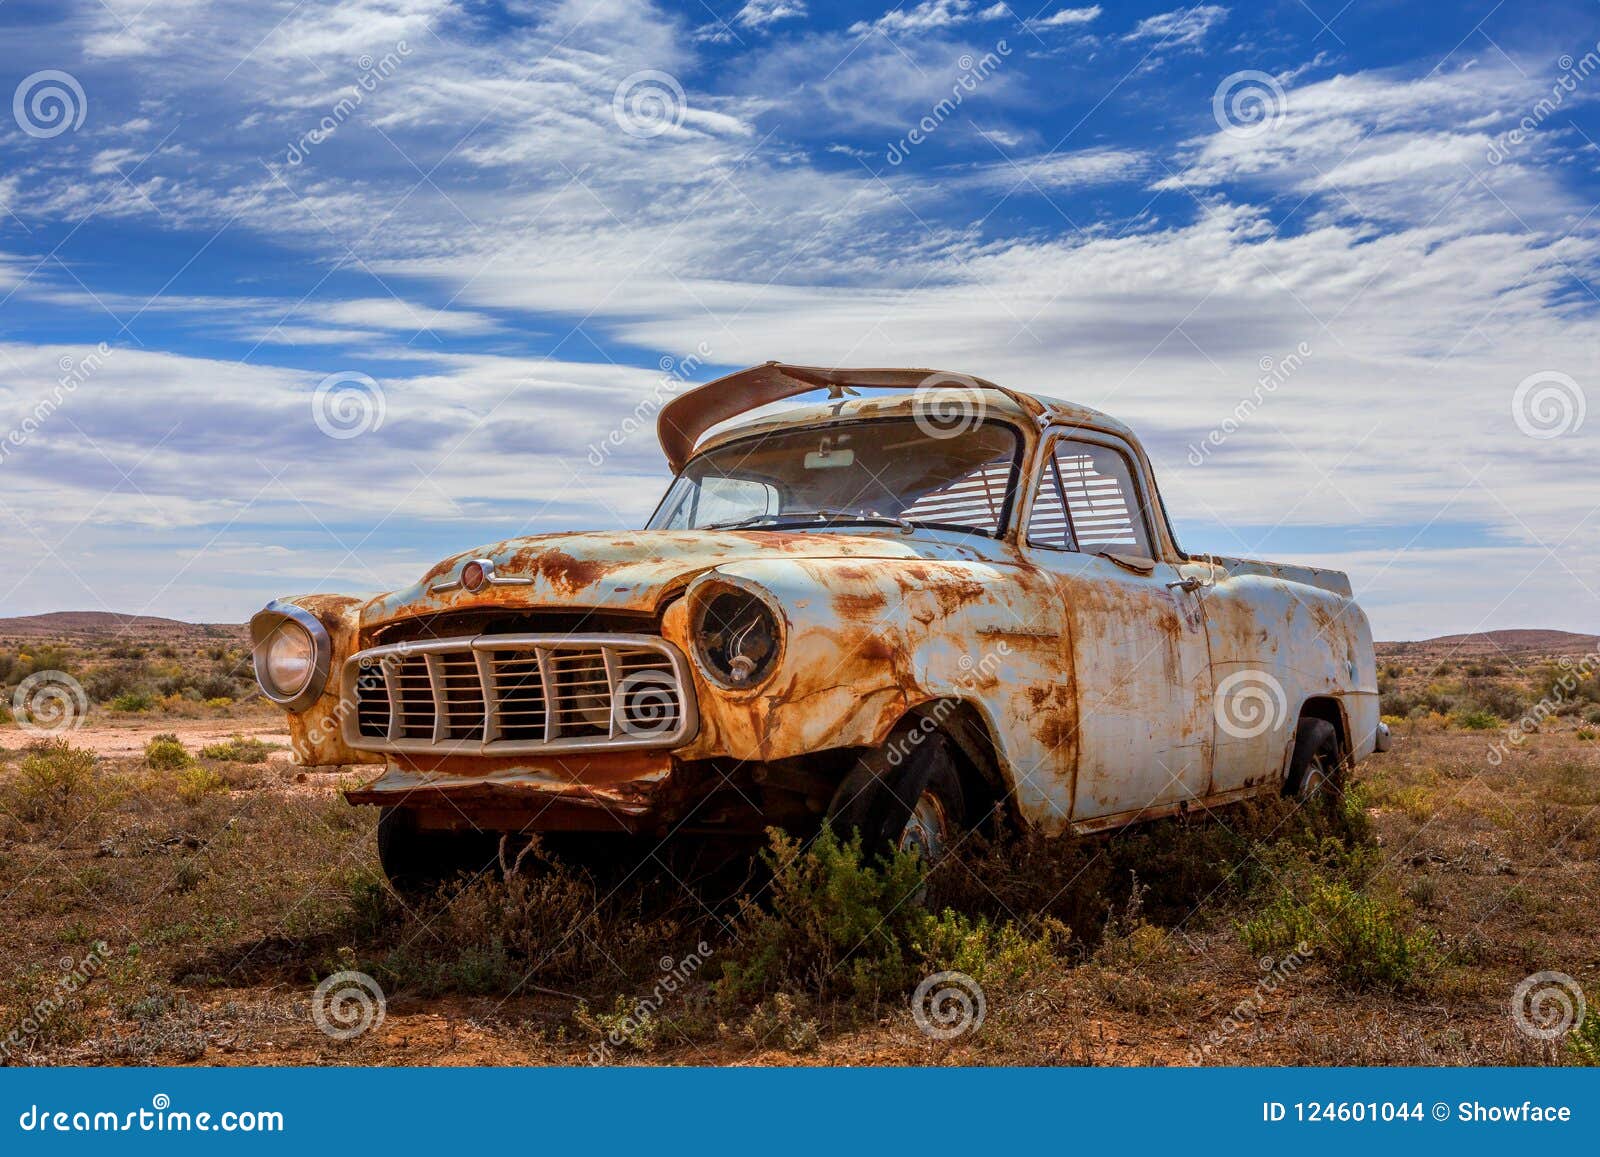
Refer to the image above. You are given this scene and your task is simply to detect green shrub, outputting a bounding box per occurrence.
[716,827,929,1008]
[1569,996,1600,1066]
[174,764,227,804]
[109,691,155,713]
[198,736,273,763]
[1240,871,1437,991]
[4,739,120,835]
[144,733,191,770]
[918,908,1069,990]
[1452,709,1499,731]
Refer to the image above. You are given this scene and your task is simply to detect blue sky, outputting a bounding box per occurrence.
[0,0,1596,637]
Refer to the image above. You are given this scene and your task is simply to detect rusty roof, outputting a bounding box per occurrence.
[656,361,1130,471]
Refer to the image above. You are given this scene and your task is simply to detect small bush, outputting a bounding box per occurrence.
[1452,709,1499,731]
[1569,997,1600,1067]
[717,827,928,1008]
[1240,871,1437,992]
[174,764,227,804]
[738,993,821,1054]
[3,739,120,835]
[144,733,191,770]
[108,691,155,713]
[198,736,273,763]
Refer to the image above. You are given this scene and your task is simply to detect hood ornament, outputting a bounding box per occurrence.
[429,557,534,595]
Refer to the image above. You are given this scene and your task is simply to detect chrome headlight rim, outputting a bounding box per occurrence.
[250,600,333,711]
[686,574,785,694]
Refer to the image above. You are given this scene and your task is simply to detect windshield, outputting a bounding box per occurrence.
[647,418,1022,537]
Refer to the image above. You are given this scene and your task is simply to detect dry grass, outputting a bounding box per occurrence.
[0,717,1595,1067]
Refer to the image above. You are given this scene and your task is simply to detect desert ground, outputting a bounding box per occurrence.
[1,613,1596,1066]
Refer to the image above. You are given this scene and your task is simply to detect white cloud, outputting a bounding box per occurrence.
[962,146,1148,191]
[1123,4,1228,48]
[735,0,807,29]
[850,0,1007,36]
[1032,6,1102,28]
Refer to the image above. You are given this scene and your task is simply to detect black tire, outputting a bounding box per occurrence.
[376,807,500,893]
[1285,718,1342,802]
[827,732,965,863]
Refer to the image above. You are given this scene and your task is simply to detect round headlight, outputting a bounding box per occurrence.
[264,621,315,696]
[693,584,781,689]
[250,602,333,711]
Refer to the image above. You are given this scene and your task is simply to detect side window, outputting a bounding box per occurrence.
[1029,437,1152,556]
[1026,456,1074,550]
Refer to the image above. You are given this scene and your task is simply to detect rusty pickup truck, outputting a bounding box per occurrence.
[250,362,1388,886]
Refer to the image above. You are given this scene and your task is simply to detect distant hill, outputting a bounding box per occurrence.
[1381,628,1598,655]
[0,611,244,639]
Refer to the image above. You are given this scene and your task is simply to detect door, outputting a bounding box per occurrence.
[1024,431,1214,824]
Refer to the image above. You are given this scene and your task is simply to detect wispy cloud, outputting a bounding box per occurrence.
[1123,4,1228,48]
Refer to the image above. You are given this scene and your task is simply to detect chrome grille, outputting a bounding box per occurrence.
[342,633,698,754]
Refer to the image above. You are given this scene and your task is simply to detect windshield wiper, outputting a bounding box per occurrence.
[706,509,914,533]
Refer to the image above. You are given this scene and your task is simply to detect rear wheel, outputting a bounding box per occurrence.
[1285,718,1342,802]
[828,732,965,864]
[376,807,500,893]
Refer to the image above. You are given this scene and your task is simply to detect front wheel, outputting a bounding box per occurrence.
[376,807,500,893]
[827,732,965,864]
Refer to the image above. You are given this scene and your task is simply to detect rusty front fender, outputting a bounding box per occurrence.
[667,554,1072,815]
